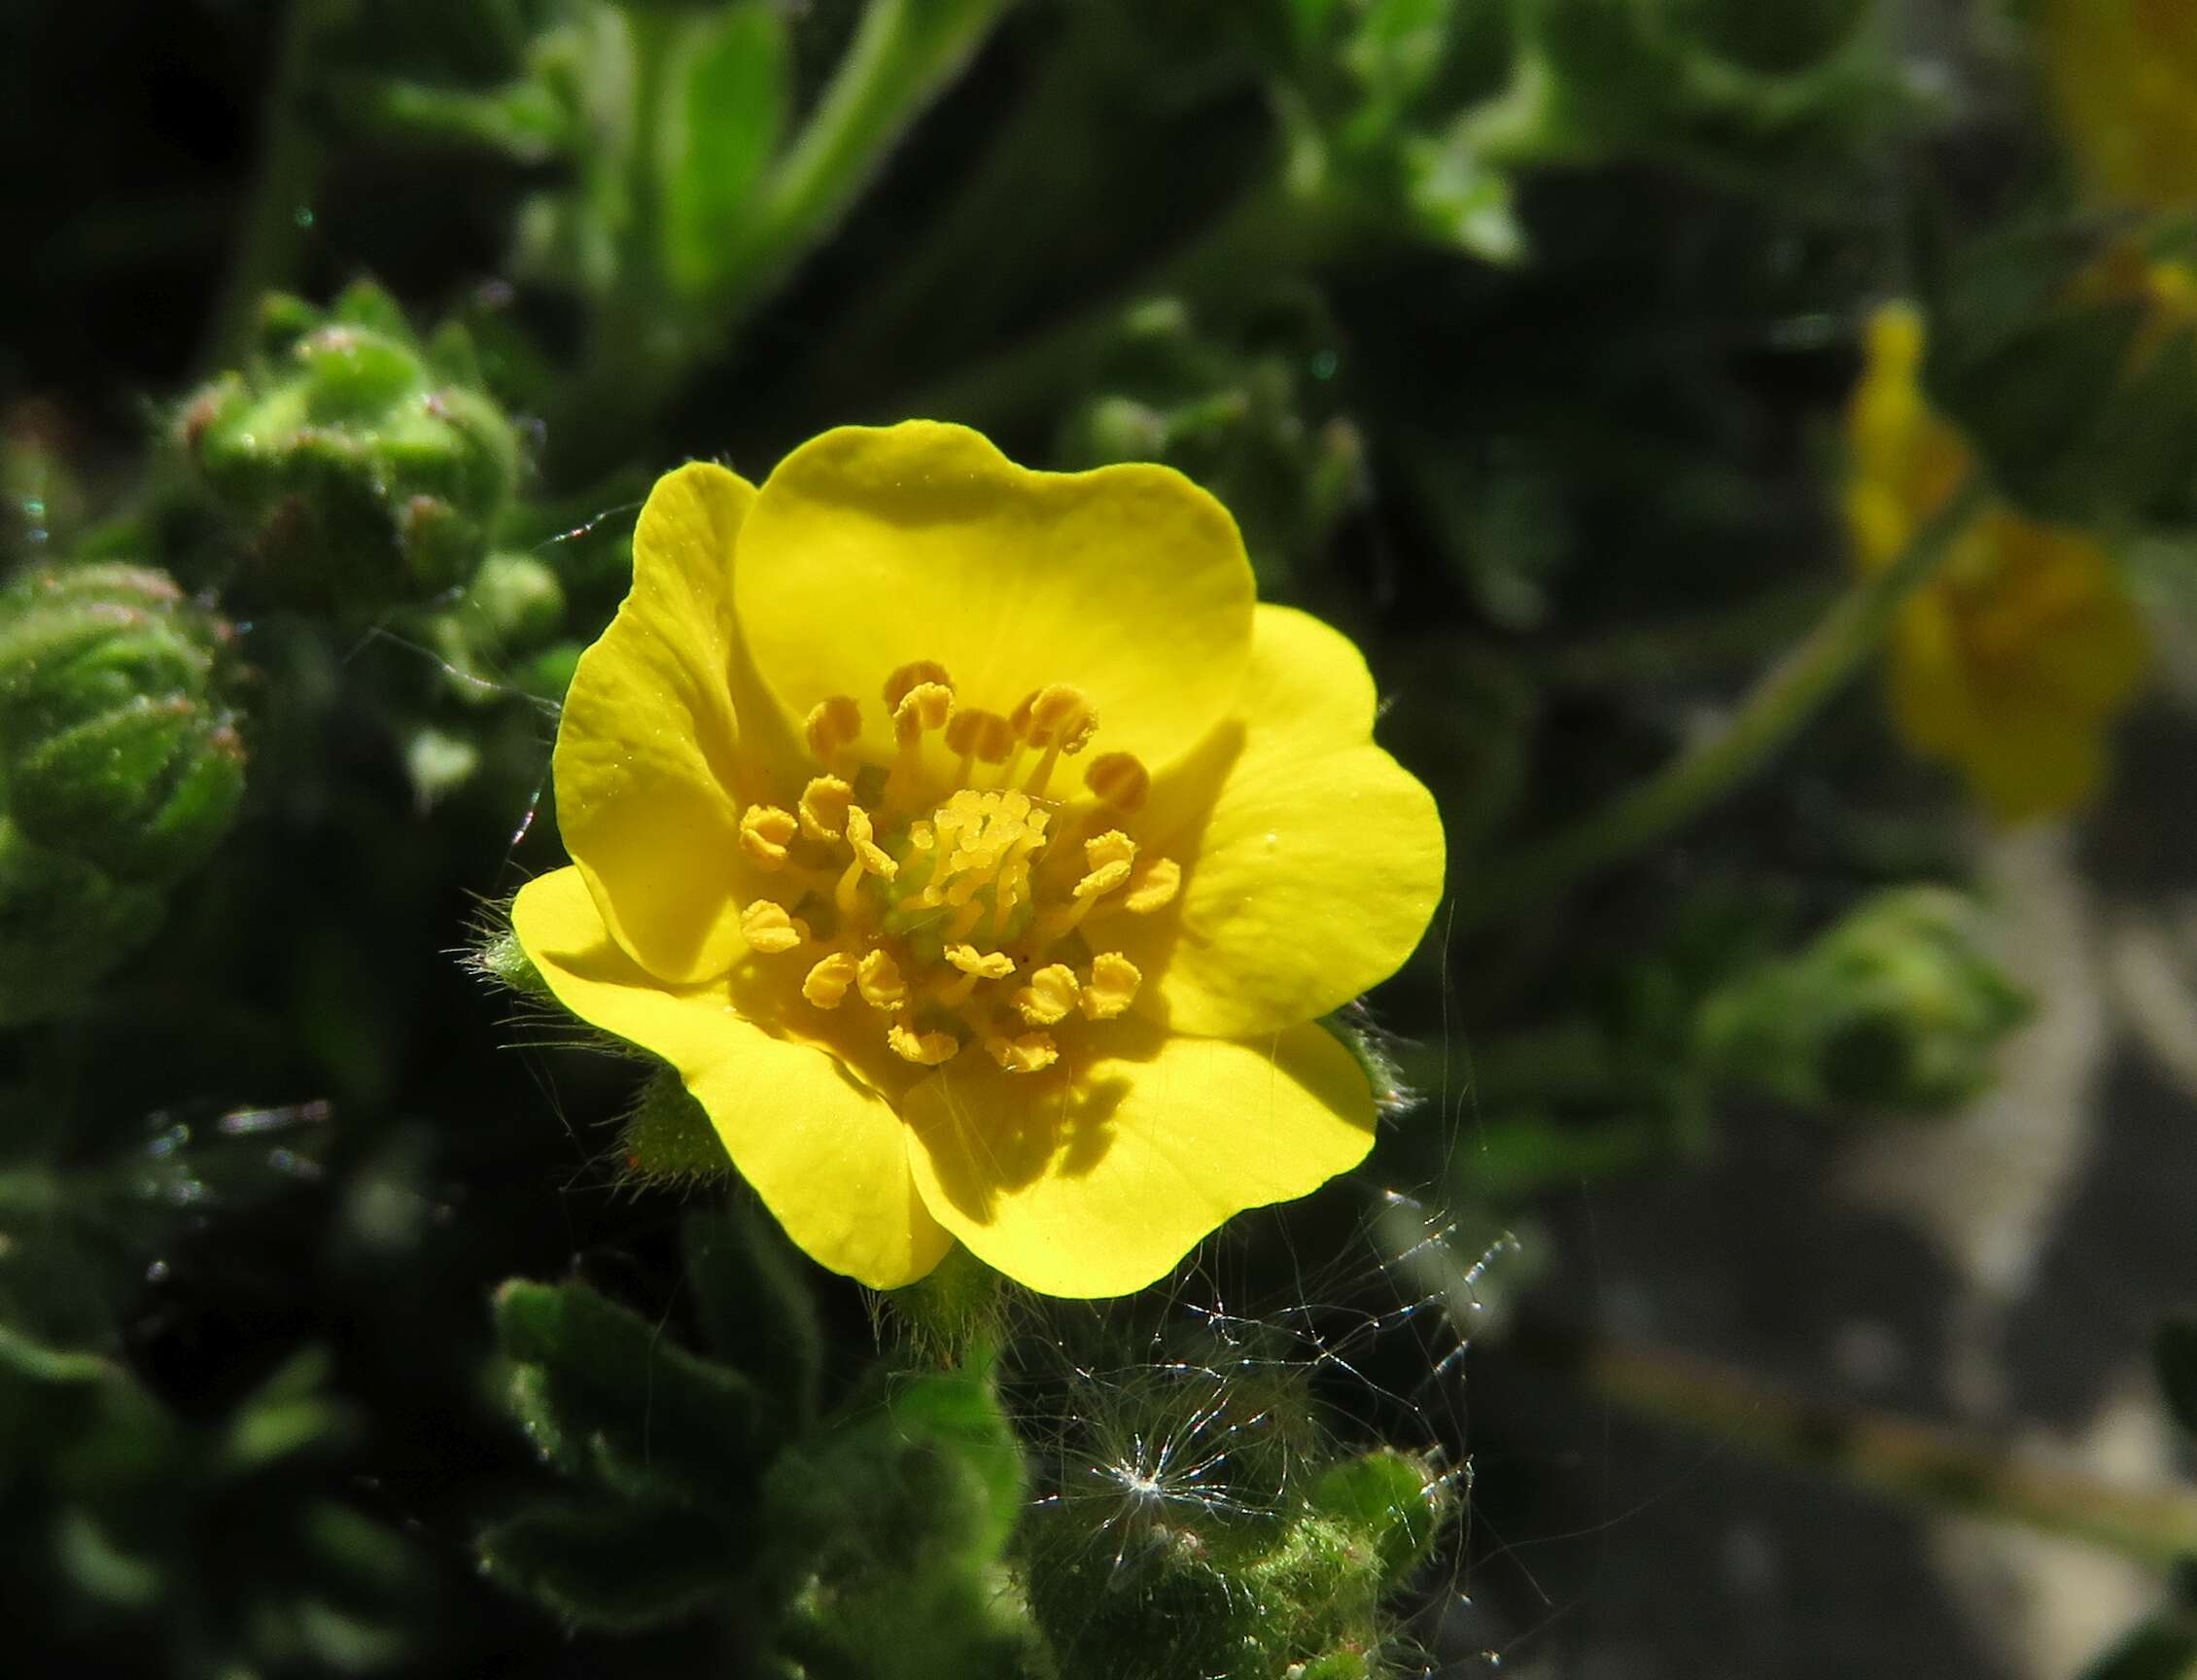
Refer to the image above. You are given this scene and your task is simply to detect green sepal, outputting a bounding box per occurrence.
[493,1278,770,1508]
[475,1497,745,1631]
[882,1242,1008,1369]
[620,1065,734,1186]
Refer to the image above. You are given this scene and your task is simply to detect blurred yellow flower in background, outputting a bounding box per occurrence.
[513,423,1445,1298]
[2040,0,2197,213]
[1844,303,2148,822]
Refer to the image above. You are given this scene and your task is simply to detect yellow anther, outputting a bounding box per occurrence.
[945,708,1015,764]
[1074,858,1134,901]
[805,694,861,762]
[1014,963,1080,1026]
[1085,830,1136,872]
[802,951,858,1008]
[889,1024,960,1066]
[1081,952,1141,1019]
[986,1030,1059,1073]
[892,681,953,740]
[1084,752,1150,812]
[798,776,853,841]
[1125,857,1182,915]
[738,804,798,869]
[883,660,953,710]
[1027,683,1098,753]
[844,805,897,879]
[946,944,1016,979]
[856,949,907,1010]
[741,899,807,955]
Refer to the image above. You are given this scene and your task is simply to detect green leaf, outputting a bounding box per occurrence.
[682,1203,823,1432]
[884,1369,1025,1558]
[658,3,790,300]
[476,1497,742,1631]
[2156,1319,2197,1439]
[493,1278,770,1506]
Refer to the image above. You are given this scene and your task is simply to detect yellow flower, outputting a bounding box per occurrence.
[512,423,1444,1298]
[1844,304,2147,822]
[2040,0,2197,213]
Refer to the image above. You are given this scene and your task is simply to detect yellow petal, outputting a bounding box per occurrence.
[1116,605,1446,1039]
[900,1020,1376,1298]
[555,463,758,984]
[1963,715,2108,823]
[512,867,951,1289]
[732,423,1256,774]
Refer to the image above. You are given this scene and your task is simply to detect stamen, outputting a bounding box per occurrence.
[802,951,858,1008]
[845,806,897,879]
[1021,683,1097,796]
[1029,684,1097,752]
[1124,857,1182,914]
[741,899,807,954]
[805,695,862,766]
[1084,752,1150,812]
[798,775,853,841]
[945,707,1014,785]
[946,944,1015,979]
[889,1024,960,1066]
[883,660,953,710]
[886,682,954,808]
[1081,952,1141,1019]
[738,804,798,869]
[1013,963,1080,1026]
[856,949,907,1009]
[1073,830,1137,900]
[986,1030,1059,1073]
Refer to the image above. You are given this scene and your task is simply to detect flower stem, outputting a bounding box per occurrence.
[550,0,1017,476]
[1587,1337,2197,1568]
[1456,476,1989,929]
[747,0,1014,292]
[206,0,331,367]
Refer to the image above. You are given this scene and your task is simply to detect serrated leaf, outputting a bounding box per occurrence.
[493,1278,770,1506]
[658,3,789,300]
[476,1497,742,1631]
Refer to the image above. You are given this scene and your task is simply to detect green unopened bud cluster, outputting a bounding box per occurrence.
[0,561,246,1023]
[1021,1362,1449,1679]
[1696,886,2033,1115]
[176,282,521,614]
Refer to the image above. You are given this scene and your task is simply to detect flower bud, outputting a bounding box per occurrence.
[177,287,521,614]
[0,562,245,884]
[1696,887,2033,1115]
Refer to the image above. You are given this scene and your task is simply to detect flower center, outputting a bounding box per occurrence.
[733,661,1182,1073]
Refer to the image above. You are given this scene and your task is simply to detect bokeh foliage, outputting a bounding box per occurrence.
[6,0,2197,1674]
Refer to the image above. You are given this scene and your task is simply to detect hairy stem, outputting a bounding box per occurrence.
[1458,477,1988,928]
[1588,1338,2197,1568]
